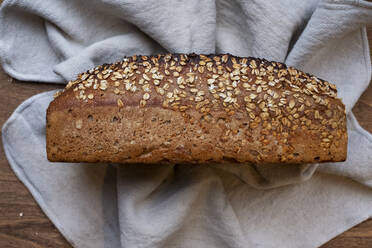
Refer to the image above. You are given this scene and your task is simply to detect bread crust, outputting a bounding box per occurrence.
[47,54,347,164]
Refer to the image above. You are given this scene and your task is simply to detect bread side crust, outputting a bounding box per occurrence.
[47,54,347,164]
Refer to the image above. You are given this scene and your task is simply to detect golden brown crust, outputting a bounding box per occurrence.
[47,53,347,164]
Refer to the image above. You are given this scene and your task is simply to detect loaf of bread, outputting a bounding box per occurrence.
[47,53,347,164]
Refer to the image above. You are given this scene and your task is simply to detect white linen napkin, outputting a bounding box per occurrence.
[1,0,372,247]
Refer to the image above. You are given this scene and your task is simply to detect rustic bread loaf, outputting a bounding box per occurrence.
[47,53,347,164]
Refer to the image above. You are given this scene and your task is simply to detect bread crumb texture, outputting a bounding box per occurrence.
[47,54,347,164]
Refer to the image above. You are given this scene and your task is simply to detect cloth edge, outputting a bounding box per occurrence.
[1,90,78,248]
[361,26,372,98]
[316,212,372,248]
[0,61,65,83]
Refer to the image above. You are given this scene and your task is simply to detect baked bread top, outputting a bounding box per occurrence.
[48,53,347,164]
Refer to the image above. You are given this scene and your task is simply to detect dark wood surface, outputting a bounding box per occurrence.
[0,16,371,248]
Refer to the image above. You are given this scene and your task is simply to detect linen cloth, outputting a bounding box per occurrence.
[1,0,372,247]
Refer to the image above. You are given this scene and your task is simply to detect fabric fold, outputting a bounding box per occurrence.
[1,0,372,247]
[286,0,372,112]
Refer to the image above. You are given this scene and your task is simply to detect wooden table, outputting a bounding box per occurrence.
[0,21,371,248]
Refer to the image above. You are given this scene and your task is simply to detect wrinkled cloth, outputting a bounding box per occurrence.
[1,0,372,247]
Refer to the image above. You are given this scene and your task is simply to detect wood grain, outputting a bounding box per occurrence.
[0,12,371,248]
